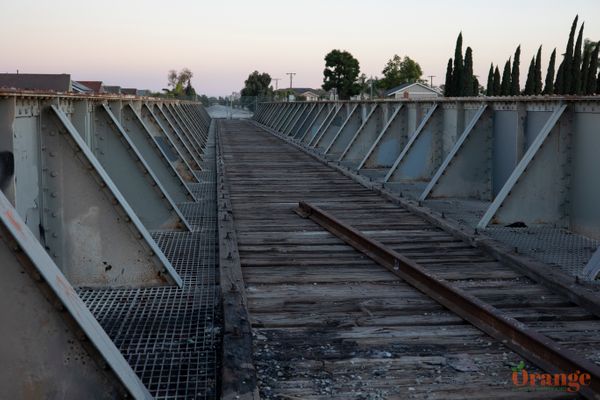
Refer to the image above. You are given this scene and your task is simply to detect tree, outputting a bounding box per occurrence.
[493,66,501,95]
[240,71,273,99]
[462,47,474,96]
[452,33,464,97]
[166,68,195,97]
[581,47,591,94]
[501,59,511,96]
[534,46,543,94]
[510,46,521,95]
[358,73,370,99]
[587,43,599,94]
[486,64,494,96]
[444,58,453,96]
[555,60,565,94]
[544,49,557,94]
[524,57,536,95]
[572,22,585,94]
[562,15,578,94]
[379,55,423,90]
[322,49,361,100]
[473,76,481,96]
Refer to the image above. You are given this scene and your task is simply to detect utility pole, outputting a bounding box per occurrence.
[286,72,296,89]
[273,78,281,91]
[428,75,436,87]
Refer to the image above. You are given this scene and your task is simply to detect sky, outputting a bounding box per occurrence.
[1,0,599,97]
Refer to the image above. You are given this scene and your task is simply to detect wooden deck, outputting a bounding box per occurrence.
[218,119,599,399]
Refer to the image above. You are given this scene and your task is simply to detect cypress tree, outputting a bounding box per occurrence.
[524,57,535,95]
[486,64,494,96]
[572,22,584,94]
[444,58,453,96]
[581,47,590,94]
[473,76,480,96]
[463,47,474,96]
[510,46,521,95]
[544,49,556,95]
[555,60,565,94]
[587,43,599,94]
[493,66,501,95]
[563,15,578,94]
[534,46,543,94]
[501,59,512,96]
[452,33,464,96]
[597,68,600,94]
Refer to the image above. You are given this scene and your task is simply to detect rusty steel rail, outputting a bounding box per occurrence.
[295,200,600,399]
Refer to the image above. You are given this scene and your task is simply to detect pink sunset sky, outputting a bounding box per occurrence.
[1,0,599,96]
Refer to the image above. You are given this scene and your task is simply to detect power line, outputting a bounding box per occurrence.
[272,78,281,91]
[286,72,296,89]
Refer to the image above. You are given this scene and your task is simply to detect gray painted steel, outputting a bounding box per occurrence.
[94,104,187,232]
[314,104,354,149]
[0,190,152,399]
[140,104,198,181]
[121,104,195,205]
[478,105,569,228]
[47,105,183,287]
[153,104,202,170]
[326,103,367,156]
[421,105,492,200]
[384,104,442,182]
[358,105,407,169]
[340,104,386,164]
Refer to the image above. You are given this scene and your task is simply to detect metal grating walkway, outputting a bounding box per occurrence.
[78,131,219,399]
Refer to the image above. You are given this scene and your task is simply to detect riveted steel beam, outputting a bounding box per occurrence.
[176,104,207,143]
[420,105,493,200]
[325,103,369,156]
[93,104,189,231]
[384,104,443,183]
[169,103,207,147]
[0,191,152,399]
[153,104,203,170]
[43,105,183,287]
[357,104,407,170]
[312,103,353,149]
[121,104,196,205]
[340,104,385,164]
[301,103,335,144]
[162,104,205,160]
[140,104,198,183]
[291,103,317,139]
[284,103,306,135]
[478,104,570,229]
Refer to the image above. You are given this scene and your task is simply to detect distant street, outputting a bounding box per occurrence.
[207,104,253,119]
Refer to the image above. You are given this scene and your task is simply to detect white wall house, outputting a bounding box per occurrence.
[385,82,442,99]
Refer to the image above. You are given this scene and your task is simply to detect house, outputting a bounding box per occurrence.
[276,88,324,101]
[103,85,122,94]
[76,81,104,94]
[292,88,321,101]
[0,73,72,92]
[385,82,441,99]
[71,81,93,94]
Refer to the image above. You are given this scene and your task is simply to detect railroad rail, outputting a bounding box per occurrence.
[2,92,600,399]
[254,98,600,282]
[219,117,600,399]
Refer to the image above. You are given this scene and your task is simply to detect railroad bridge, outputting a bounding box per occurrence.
[2,92,600,399]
